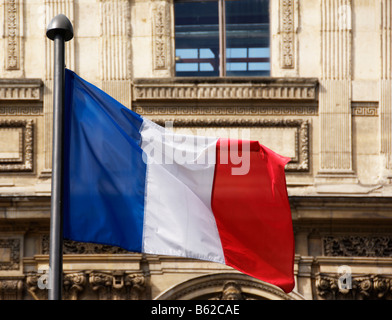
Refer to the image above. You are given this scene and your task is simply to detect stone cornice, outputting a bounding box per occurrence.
[132,77,318,102]
[0,79,43,101]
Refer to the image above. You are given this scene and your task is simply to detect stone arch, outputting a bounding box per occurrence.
[154,273,304,300]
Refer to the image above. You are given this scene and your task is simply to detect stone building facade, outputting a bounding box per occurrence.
[0,0,392,300]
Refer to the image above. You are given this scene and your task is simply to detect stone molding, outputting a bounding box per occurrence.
[133,79,318,102]
[0,79,42,101]
[0,119,34,172]
[155,273,294,300]
[135,105,318,116]
[0,106,43,116]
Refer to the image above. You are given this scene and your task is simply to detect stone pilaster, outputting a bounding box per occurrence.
[100,0,132,108]
[317,0,355,181]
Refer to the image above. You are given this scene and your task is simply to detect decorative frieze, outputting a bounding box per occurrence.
[316,274,392,300]
[0,120,34,172]
[352,102,378,117]
[133,82,317,101]
[26,271,89,300]
[135,105,318,116]
[0,106,42,116]
[323,236,392,257]
[41,235,129,254]
[150,118,310,172]
[26,271,146,300]
[90,271,145,300]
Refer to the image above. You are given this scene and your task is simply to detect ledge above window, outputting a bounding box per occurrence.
[132,77,319,104]
[0,79,43,102]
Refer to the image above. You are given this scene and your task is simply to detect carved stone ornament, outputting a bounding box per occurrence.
[0,119,34,172]
[26,273,46,300]
[41,235,129,254]
[26,271,146,300]
[323,236,392,257]
[209,281,255,300]
[152,2,170,71]
[0,238,21,271]
[63,272,87,300]
[315,274,392,300]
[26,272,88,300]
[5,0,20,70]
[352,102,378,117]
[0,279,23,300]
[89,271,146,300]
[0,106,43,116]
[280,0,298,69]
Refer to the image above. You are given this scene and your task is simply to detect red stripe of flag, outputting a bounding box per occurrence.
[211,138,295,293]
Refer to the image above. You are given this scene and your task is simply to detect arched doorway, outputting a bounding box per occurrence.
[154,273,304,300]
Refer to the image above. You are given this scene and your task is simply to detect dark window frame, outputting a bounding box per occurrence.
[174,0,270,77]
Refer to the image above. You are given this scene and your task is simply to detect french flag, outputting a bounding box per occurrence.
[63,69,295,293]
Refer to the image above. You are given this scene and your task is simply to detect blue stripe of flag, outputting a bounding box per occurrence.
[63,69,146,252]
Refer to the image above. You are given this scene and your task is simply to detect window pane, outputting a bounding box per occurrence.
[225,0,270,76]
[175,1,219,77]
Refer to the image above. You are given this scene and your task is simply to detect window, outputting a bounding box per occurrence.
[174,0,270,77]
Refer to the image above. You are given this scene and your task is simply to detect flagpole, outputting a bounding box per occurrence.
[46,14,73,300]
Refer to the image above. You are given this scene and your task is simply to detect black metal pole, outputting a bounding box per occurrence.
[46,14,73,301]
